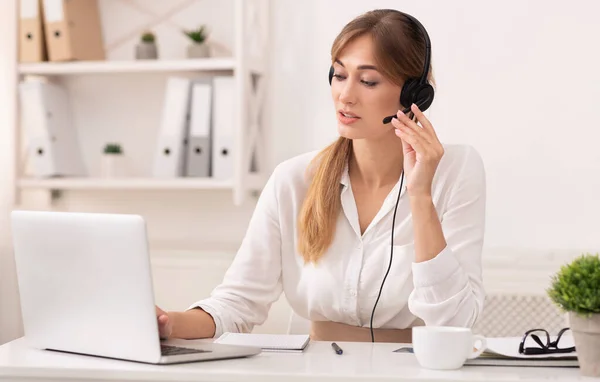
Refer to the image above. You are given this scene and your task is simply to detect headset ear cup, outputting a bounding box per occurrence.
[400,79,435,112]
[414,83,435,112]
[328,66,334,85]
[399,78,419,109]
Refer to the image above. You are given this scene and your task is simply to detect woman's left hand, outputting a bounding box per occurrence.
[392,103,444,197]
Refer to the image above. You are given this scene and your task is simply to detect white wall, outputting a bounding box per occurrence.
[3,0,600,343]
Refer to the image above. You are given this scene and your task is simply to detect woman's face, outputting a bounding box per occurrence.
[331,34,402,141]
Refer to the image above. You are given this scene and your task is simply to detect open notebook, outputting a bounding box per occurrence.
[214,333,311,352]
[465,336,579,367]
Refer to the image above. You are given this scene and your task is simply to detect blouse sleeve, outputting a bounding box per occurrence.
[187,167,284,337]
[408,146,486,328]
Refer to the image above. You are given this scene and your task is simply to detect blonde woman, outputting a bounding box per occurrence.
[156,9,486,343]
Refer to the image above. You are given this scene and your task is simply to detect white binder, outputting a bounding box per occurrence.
[152,77,193,178]
[18,78,86,178]
[185,80,212,177]
[211,77,235,180]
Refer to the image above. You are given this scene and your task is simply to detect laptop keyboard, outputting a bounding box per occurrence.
[161,344,211,356]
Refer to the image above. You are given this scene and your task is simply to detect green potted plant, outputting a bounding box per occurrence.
[548,253,600,377]
[183,25,210,58]
[136,30,158,60]
[101,143,126,178]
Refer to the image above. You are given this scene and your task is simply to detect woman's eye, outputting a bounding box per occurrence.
[333,74,377,87]
[361,80,378,87]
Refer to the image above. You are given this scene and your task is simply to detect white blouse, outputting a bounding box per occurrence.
[190,144,486,338]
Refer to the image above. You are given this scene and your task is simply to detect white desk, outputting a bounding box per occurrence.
[0,337,584,382]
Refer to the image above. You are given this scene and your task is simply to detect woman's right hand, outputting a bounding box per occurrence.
[155,305,216,339]
[156,306,173,339]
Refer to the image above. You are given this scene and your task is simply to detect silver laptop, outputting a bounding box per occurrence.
[11,210,261,364]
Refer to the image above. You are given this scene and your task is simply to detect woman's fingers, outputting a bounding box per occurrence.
[395,109,432,144]
[394,119,443,162]
[156,306,172,339]
[394,122,425,152]
[410,103,440,142]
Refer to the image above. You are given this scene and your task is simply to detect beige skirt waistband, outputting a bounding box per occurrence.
[310,320,415,343]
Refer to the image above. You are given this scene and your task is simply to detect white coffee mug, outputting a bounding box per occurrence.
[412,326,486,370]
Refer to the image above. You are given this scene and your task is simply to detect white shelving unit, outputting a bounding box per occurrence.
[12,0,270,207]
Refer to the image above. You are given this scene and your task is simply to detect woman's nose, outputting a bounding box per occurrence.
[339,82,357,105]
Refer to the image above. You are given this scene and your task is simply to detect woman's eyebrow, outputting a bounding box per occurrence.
[334,59,378,71]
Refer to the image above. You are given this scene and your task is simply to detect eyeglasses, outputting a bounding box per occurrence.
[518,327,576,355]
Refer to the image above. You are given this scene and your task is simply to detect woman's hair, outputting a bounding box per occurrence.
[297,9,435,263]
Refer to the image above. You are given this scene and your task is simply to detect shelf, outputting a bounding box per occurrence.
[18,58,237,76]
[18,177,236,191]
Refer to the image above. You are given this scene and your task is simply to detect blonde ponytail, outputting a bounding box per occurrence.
[298,137,352,263]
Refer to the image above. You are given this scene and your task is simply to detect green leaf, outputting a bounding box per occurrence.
[183,25,209,43]
[141,31,155,43]
[103,143,123,154]
[547,253,600,318]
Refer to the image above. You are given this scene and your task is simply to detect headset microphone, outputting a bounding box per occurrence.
[381,91,430,124]
[382,106,410,124]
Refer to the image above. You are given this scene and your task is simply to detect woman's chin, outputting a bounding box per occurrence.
[337,123,398,141]
[337,123,365,139]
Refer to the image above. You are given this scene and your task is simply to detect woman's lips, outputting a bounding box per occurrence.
[338,111,361,125]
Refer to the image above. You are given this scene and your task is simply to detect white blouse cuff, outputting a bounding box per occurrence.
[411,245,462,288]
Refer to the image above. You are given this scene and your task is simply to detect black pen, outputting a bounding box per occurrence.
[331,342,343,355]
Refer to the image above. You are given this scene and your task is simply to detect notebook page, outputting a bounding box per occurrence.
[485,336,577,359]
[215,333,310,350]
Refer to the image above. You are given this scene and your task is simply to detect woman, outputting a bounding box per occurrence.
[156,9,486,343]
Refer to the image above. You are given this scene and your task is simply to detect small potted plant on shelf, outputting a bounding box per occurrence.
[547,253,600,377]
[135,30,158,60]
[101,143,126,178]
[183,25,210,58]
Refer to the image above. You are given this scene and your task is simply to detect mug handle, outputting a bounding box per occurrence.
[467,335,487,359]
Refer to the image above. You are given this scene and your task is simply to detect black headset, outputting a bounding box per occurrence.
[328,10,434,124]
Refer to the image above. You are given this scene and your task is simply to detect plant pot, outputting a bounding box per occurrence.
[569,312,600,377]
[136,42,158,60]
[100,154,127,178]
[187,43,210,58]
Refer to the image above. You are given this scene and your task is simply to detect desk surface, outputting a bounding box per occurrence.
[0,337,585,382]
